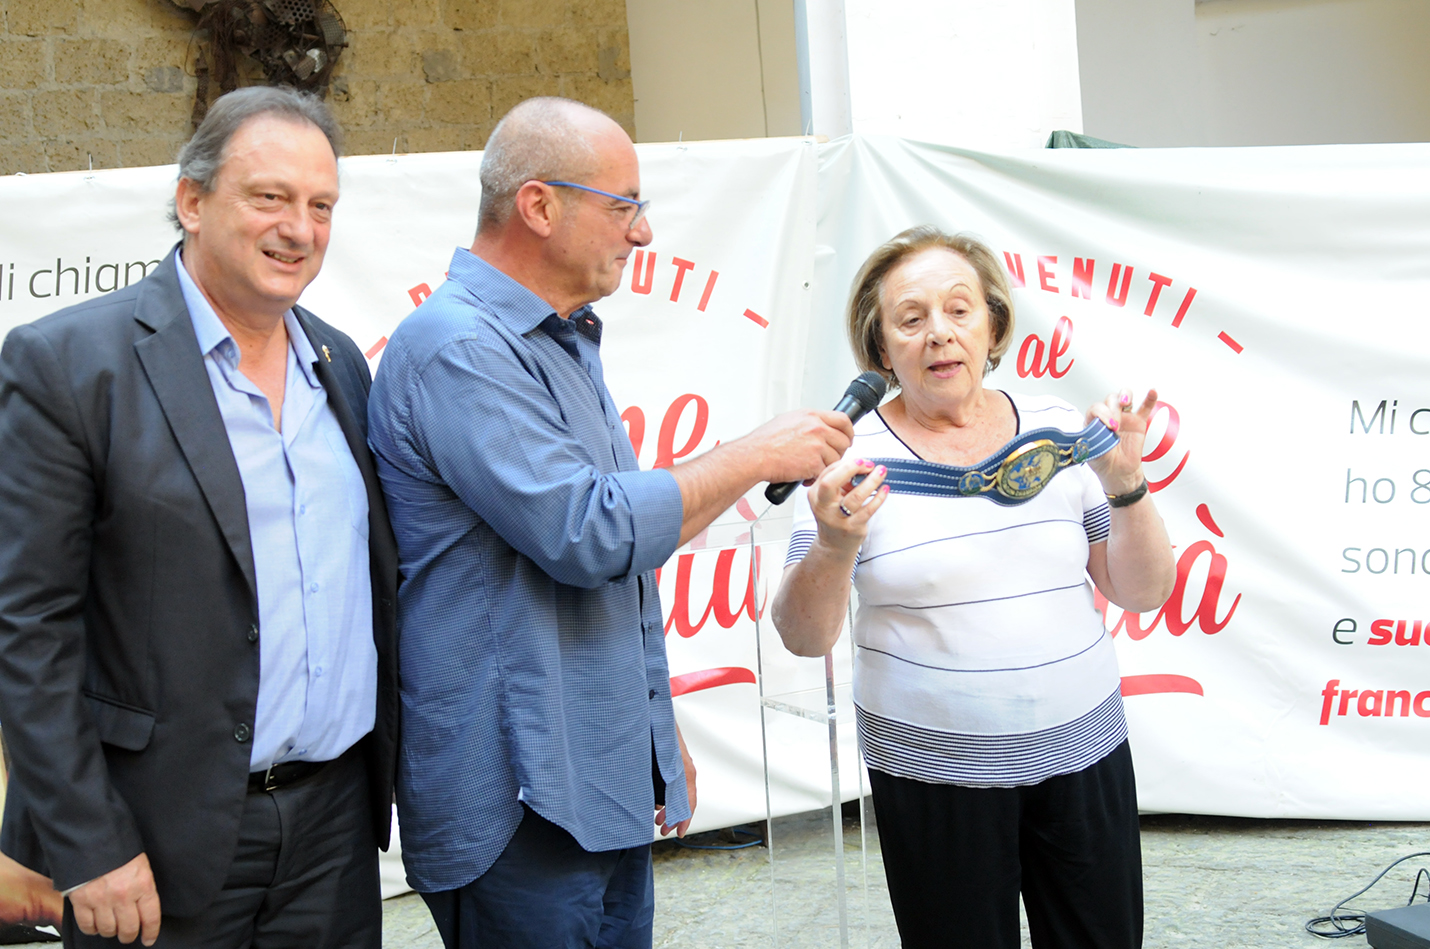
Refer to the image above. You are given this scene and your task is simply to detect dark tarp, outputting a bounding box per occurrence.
[1045,130,1132,148]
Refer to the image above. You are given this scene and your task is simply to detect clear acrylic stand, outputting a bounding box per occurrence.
[749,502,873,949]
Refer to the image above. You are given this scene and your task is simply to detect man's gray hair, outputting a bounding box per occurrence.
[169,86,342,231]
[477,97,606,232]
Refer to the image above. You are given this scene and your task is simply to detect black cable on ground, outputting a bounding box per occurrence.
[1306,850,1430,938]
[674,825,764,851]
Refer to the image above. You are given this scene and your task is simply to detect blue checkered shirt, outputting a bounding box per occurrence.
[368,249,689,892]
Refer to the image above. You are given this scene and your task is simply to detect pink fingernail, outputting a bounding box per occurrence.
[876,465,887,476]
[1109,417,1120,432]
[880,485,890,494]
[858,458,871,466]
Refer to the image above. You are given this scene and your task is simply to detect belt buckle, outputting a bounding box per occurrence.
[263,763,281,793]
[995,439,1060,501]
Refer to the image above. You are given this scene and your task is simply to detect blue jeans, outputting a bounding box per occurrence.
[420,806,654,949]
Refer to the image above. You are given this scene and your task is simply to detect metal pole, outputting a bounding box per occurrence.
[826,648,849,948]
[752,517,780,946]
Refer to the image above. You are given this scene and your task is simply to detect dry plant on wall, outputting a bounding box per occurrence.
[170,0,348,127]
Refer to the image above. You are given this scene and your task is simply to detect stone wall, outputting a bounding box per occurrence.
[0,0,634,175]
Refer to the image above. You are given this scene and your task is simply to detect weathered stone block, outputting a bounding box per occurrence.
[379,81,426,124]
[498,0,570,30]
[0,92,32,139]
[570,0,625,28]
[138,33,198,78]
[490,74,559,118]
[344,128,404,156]
[596,44,628,81]
[559,74,631,118]
[0,39,47,90]
[329,76,378,129]
[460,30,538,78]
[443,0,497,31]
[537,28,597,75]
[7,0,79,37]
[422,48,460,83]
[43,136,120,172]
[143,65,185,94]
[81,0,192,37]
[392,0,439,29]
[405,125,466,153]
[100,90,191,131]
[54,39,133,86]
[33,89,100,136]
[426,78,490,124]
[338,0,390,32]
[0,141,48,175]
[346,29,419,78]
[118,135,183,168]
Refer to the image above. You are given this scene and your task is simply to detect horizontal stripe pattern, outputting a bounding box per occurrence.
[789,393,1126,788]
[1084,501,1111,544]
[857,687,1128,787]
[786,528,817,567]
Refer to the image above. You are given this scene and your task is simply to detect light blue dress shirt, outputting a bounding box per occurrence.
[176,257,376,770]
[368,249,689,892]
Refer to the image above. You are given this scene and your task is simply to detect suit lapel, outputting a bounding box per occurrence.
[132,251,258,603]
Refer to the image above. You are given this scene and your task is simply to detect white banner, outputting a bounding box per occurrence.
[815,136,1430,820]
[2,133,1429,871]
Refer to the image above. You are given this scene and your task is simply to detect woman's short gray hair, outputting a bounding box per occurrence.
[846,225,1017,389]
[478,97,602,232]
[169,86,342,230]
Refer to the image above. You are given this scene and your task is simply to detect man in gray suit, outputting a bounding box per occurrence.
[0,87,398,947]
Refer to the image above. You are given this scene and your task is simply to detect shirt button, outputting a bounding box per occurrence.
[314,667,324,678]
[247,624,259,643]
[299,504,307,515]
[309,582,319,593]
[233,723,252,743]
[649,689,656,699]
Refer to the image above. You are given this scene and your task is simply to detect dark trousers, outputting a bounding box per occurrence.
[63,748,380,949]
[420,806,654,949]
[869,740,1142,949]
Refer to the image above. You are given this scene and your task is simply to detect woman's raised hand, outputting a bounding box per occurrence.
[809,457,889,552]
[1086,388,1157,496]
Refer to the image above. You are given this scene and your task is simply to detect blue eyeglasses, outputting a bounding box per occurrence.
[541,181,651,231]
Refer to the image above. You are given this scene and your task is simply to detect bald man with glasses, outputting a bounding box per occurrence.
[367,97,853,949]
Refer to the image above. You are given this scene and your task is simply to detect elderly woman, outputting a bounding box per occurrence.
[772,226,1175,949]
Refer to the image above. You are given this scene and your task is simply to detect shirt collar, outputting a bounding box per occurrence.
[446,248,603,345]
[175,249,320,388]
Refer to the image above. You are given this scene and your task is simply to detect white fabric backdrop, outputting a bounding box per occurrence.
[810,136,1430,821]
[3,136,1430,899]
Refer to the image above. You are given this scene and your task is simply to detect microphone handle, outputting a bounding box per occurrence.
[763,395,869,505]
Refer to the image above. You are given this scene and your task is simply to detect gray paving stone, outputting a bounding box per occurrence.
[258,811,1430,947]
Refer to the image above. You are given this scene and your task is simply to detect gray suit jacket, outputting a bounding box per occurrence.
[0,249,399,917]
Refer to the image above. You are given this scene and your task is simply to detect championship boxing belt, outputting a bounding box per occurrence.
[859,421,1119,506]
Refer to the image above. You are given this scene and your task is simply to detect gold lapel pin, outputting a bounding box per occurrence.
[321,345,332,363]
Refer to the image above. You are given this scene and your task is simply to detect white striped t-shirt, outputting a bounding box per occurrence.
[786,392,1126,787]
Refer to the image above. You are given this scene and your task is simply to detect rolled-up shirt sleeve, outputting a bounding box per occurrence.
[608,468,682,575]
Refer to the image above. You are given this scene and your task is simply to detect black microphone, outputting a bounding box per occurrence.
[764,370,889,505]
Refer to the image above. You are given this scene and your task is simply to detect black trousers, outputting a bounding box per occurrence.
[64,748,380,949]
[869,740,1142,949]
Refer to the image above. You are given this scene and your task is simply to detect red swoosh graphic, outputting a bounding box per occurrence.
[670,667,757,697]
[1121,674,1203,697]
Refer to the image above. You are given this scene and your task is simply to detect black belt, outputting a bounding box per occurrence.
[248,758,331,794]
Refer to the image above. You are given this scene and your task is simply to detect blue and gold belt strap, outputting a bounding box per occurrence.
[858,421,1119,506]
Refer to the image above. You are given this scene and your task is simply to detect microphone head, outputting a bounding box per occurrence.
[845,371,888,412]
